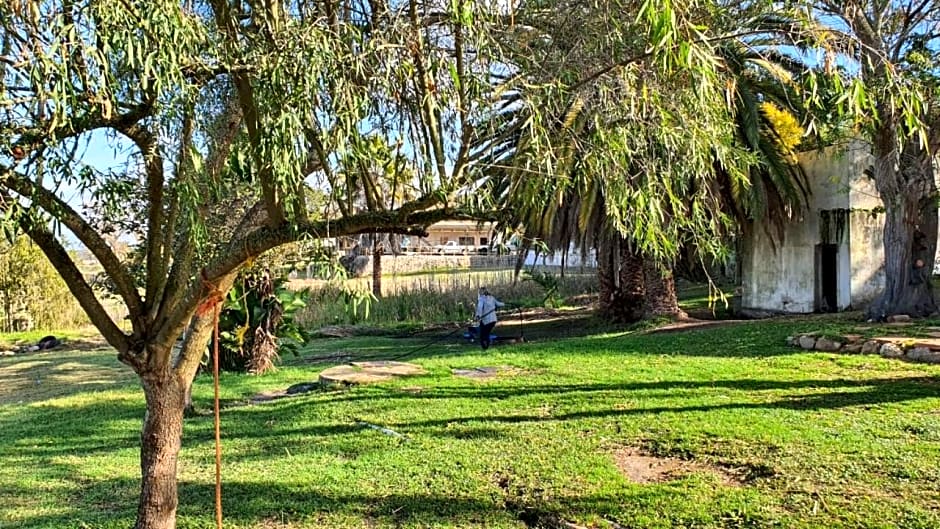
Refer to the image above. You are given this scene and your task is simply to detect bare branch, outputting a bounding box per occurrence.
[155,204,487,346]
[208,0,287,226]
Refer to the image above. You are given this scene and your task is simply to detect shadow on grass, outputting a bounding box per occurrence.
[293,316,856,368]
[369,376,940,430]
[0,397,142,461]
[10,374,934,464]
[0,348,136,405]
[168,374,940,466]
[214,375,940,408]
[4,371,940,528]
[5,475,733,529]
[2,477,511,528]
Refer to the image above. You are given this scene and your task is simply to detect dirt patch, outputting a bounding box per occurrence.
[612,447,742,486]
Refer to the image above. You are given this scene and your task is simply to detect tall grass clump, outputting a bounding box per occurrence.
[293,269,598,328]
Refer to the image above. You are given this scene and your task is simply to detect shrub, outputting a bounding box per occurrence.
[293,269,599,328]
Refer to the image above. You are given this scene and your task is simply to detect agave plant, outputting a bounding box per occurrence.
[208,269,311,375]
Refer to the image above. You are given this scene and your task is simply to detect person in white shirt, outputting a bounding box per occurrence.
[475,287,505,350]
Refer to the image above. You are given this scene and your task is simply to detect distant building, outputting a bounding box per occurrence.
[423,220,495,247]
[740,141,886,314]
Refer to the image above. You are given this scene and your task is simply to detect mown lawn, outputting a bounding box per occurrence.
[1,316,939,528]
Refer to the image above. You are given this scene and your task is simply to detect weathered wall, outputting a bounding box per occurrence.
[741,141,885,314]
[740,221,819,313]
[849,209,886,306]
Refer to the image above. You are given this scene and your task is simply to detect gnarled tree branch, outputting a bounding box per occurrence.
[17,212,131,356]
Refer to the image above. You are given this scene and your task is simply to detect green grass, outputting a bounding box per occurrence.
[1,317,939,528]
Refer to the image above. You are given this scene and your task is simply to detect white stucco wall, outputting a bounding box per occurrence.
[848,210,886,305]
[740,221,820,313]
[741,141,885,313]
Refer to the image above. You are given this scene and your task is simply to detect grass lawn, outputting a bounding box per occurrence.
[1,316,939,528]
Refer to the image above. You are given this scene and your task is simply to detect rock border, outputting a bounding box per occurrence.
[786,333,940,364]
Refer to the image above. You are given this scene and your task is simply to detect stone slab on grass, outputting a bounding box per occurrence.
[452,366,503,379]
[320,361,426,386]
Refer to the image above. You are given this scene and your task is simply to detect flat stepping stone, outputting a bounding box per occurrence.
[452,365,526,380]
[319,361,426,386]
[453,366,502,379]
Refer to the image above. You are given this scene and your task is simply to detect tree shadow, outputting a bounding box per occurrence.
[4,369,939,527]
[167,374,940,466]
[368,375,940,430]
[291,315,852,369]
[6,475,756,529]
[0,397,142,461]
[213,374,940,409]
[0,347,136,405]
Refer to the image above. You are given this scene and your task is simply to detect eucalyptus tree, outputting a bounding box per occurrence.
[794,0,940,318]
[0,1,517,527]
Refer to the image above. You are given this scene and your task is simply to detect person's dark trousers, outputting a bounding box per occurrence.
[480,322,496,349]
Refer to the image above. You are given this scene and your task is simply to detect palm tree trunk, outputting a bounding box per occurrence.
[611,243,645,322]
[643,260,687,319]
[596,236,616,315]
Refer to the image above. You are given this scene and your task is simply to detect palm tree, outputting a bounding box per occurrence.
[474,4,817,322]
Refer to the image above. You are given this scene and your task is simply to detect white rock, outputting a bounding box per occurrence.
[879,343,904,358]
[798,335,817,350]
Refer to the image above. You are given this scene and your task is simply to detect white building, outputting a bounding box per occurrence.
[740,142,886,314]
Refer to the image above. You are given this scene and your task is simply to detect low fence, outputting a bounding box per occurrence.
[288,254,596,279]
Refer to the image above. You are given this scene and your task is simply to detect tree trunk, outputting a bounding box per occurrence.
[643,260,687,319]
[867,140,937,319]
[372,240,383,298]
[610,243,645,322]
[596,236,616,314]
[136,370,186,529]
[868,193,937,318]
[916,144,938,303]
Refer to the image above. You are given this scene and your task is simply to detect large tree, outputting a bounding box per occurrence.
[797,1,940,318]
[0,1,516,527]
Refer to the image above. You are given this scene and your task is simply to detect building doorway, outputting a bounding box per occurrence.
[815,243,839,312]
